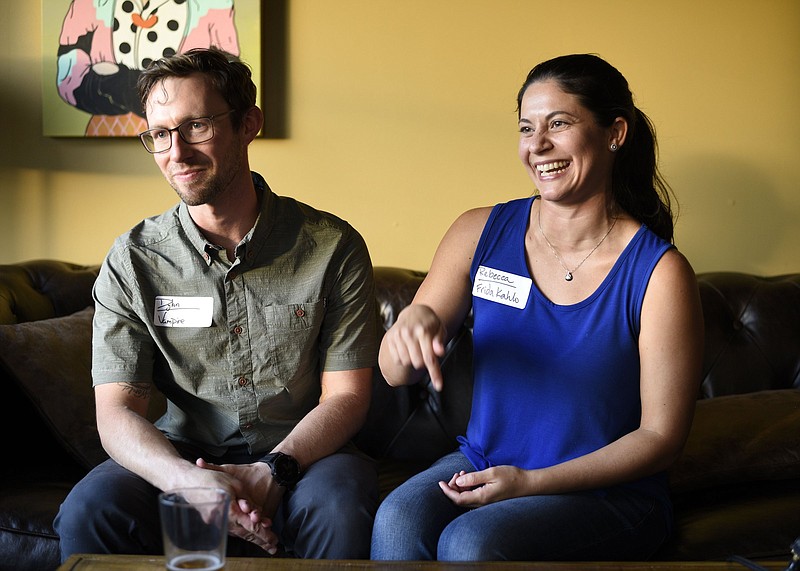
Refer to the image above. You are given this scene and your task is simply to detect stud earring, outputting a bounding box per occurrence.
[610,143,618,152]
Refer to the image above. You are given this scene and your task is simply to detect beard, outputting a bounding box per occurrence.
[168,140,246,207]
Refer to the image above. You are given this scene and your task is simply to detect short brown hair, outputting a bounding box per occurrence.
[138,47,256,129]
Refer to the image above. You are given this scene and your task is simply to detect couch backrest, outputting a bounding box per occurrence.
[357,267,473,462]
[2,261,798,472]
[697,272,800,398]
[0,260,100,325]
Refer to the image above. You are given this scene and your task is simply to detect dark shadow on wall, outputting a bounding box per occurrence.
[262,0,289,139]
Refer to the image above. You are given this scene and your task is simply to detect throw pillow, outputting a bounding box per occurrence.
[0,306,107,468]
[669,389,800,493]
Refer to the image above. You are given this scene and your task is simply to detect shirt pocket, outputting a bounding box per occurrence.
[263,300,325,385]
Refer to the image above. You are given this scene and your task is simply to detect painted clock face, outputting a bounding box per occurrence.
[113,0,189,70]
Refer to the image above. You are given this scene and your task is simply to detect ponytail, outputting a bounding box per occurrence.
[614,108,675,243]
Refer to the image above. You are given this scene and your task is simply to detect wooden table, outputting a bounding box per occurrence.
[57,554,789,571]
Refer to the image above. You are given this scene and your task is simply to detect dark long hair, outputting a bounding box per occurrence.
[517,54,675,242]
[137,47,255,131]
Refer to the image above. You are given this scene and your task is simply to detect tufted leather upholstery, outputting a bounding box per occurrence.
[1,261,798,570]
[697,273,800,397]
[0,260,99,326]
[355,267,473,466]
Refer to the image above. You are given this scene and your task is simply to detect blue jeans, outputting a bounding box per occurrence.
[54,443,378,562]
[371,451,669,561]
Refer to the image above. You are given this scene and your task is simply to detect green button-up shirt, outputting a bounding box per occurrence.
[92,172,378,456]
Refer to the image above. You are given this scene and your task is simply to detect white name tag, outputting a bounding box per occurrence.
[472,266,532,310]
[153,296,213,328]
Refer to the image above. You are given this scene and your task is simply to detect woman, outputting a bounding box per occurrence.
[370,54,704,561]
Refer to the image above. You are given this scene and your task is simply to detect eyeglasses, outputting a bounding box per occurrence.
[138,109,236,154]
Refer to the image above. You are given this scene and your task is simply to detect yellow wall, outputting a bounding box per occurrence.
[2,1,799,274]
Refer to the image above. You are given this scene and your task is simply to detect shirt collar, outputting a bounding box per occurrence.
[177,171,275,267]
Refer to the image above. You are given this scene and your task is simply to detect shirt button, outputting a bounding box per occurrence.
[238,377,248,387]
[233,325,244,335]
[295,308,305,318]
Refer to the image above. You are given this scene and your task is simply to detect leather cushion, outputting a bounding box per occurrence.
[0,307,107,469]
[658,478,800,560]
[0,481,68,571]
[669,389,800,493]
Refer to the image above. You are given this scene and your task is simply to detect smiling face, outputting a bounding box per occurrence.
[145,73,247,207]
[518,79,625,204]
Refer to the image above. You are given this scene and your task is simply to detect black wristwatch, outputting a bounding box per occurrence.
[259,452,301,489]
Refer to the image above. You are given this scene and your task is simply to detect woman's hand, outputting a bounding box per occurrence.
[380,304,448,390]
[439,466,530,508]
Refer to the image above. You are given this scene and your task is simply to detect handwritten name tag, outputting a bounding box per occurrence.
[153,296,213,328]
[472,266,532,310]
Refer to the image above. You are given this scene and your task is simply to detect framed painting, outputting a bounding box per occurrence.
[41,0,262,137]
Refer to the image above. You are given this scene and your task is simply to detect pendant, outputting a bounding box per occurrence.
[565,271,573,281]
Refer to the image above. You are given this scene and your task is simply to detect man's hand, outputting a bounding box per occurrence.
[196,458,282,554]
[226,503,277,554]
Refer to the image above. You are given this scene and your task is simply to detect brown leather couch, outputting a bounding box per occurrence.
[1,260,798,571]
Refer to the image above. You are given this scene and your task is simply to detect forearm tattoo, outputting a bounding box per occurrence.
[119,382,152,400]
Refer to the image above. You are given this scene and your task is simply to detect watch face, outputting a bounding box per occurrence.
[273,453,300,486]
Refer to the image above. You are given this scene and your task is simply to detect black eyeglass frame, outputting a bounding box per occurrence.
[138,109,236,154]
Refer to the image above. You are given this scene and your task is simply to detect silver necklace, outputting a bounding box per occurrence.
[537,207,618,282]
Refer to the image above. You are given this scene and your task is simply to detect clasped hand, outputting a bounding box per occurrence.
[439,466,528,508]
[195,458,282,554]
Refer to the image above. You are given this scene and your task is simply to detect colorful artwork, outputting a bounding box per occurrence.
[42,0,261,137]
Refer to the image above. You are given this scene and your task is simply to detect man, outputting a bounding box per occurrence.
[54,47,379,561]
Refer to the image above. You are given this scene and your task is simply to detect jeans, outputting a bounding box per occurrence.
[54,442,378,562]
[371,451,669,561]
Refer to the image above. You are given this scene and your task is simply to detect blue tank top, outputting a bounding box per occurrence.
[460,196,673,507]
